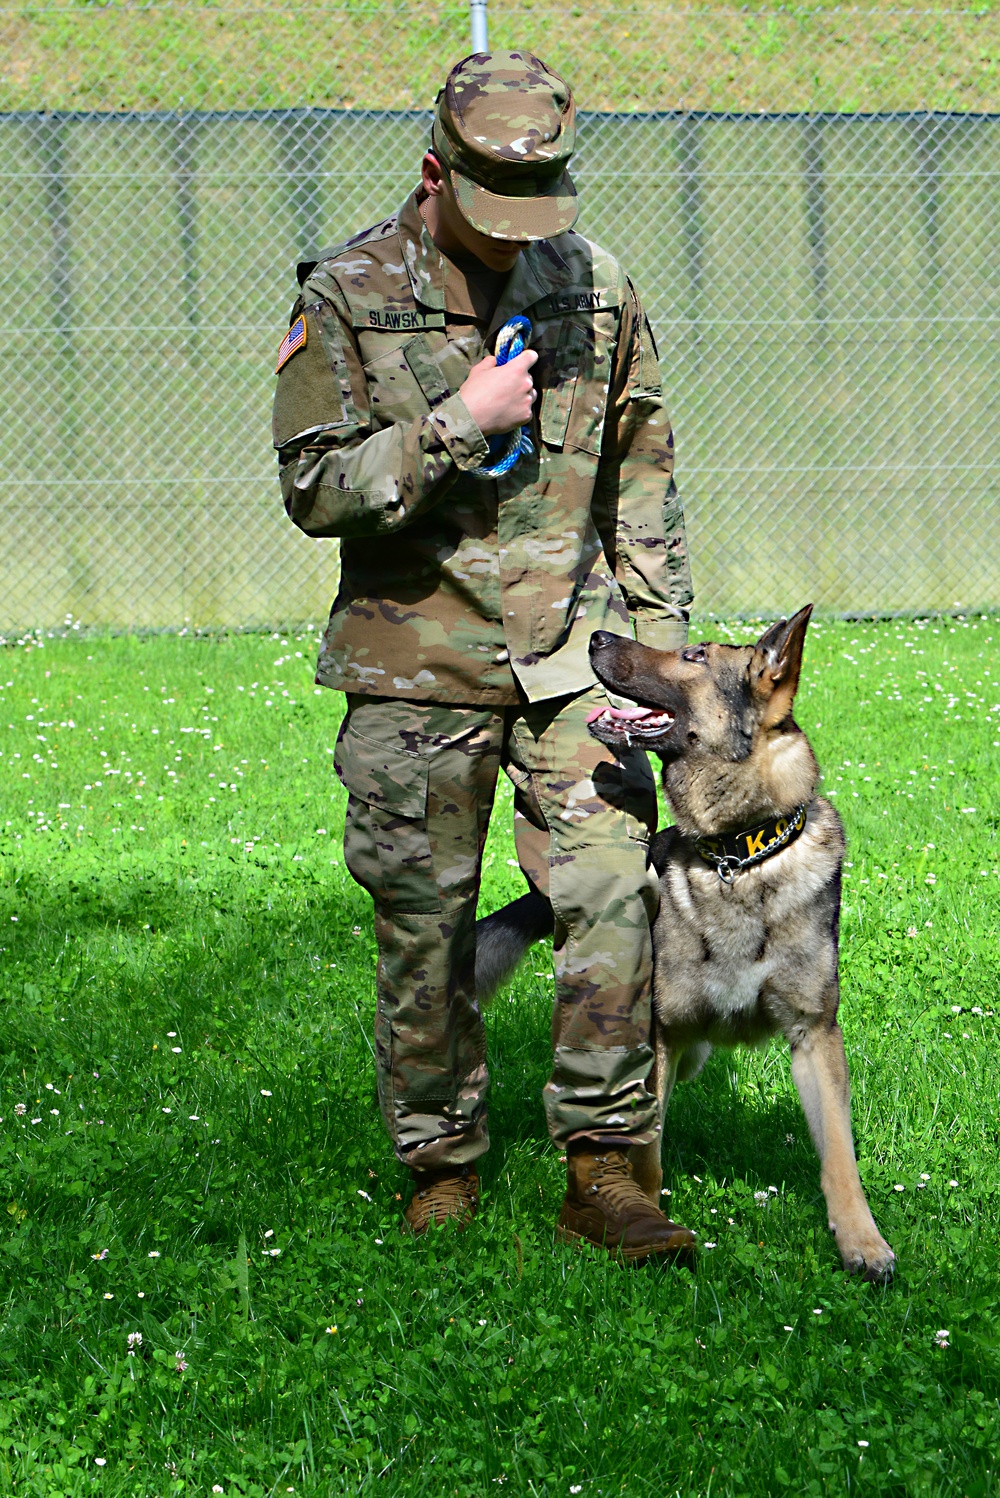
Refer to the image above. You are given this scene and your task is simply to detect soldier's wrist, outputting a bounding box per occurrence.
[430,393,491,470]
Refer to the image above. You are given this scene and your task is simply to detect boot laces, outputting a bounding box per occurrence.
[588,1153,651,1215]
[414,1171,478,1219]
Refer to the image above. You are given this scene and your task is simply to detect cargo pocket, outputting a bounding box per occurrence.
[334,719,437,912]
[591,751,657,846]
[403,332,453,409]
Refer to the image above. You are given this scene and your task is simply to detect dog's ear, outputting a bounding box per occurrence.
[753,603,813,727]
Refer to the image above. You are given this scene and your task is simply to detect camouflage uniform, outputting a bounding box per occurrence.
[272,51,693,1168]
[335,687,661,1165]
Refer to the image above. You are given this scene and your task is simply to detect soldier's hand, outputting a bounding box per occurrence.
[460,349,539,437]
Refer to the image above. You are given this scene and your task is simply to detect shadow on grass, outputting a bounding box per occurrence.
[3,856,858,1255]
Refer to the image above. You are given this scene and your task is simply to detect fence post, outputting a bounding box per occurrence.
[675,115,702,374]
[170,115,201,367]
[910,115,942,309]
[470,0,488,53]
[802,117,828,351]
[39,114,79,467]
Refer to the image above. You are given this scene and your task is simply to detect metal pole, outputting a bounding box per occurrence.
[469,0,489,53]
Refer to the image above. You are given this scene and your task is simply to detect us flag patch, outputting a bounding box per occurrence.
[275,314,307,372]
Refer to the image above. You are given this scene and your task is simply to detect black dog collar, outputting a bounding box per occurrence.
[694,804,808,884]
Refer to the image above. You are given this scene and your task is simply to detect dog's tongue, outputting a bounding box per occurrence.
[586,704,650,724]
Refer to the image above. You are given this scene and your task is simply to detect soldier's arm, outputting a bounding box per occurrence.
[272,283,490,539]
[591,279,693,651]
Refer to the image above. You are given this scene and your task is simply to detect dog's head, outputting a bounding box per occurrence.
[587,605,814,766]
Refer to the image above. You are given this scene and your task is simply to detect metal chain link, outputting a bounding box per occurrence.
[0,6,997,630]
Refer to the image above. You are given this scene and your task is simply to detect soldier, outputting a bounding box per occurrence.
[272,51,695,1261]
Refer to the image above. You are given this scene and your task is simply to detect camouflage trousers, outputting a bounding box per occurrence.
[334,686,661,1169]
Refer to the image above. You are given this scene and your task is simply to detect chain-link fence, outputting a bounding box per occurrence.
[2,6,998,629]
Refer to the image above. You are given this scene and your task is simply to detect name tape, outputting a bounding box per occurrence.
[355,308,447,331]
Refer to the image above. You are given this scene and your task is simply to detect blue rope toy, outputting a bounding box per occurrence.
[469,315,534,480]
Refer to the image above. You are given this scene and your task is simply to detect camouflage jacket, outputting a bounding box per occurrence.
[272,189,693,705]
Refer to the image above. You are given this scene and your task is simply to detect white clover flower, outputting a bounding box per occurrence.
[753,1190,769,1205]
[934,1329,950,1348]
[14,1103,26,1116]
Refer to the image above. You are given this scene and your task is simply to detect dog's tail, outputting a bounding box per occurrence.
[475,891,554,1002]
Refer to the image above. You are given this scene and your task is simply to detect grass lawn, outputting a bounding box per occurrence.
[1,614,998,1496]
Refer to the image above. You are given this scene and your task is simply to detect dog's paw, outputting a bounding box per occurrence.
[839,1236,896,1285]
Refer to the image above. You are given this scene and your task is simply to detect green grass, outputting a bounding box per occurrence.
[0,615,998,1496]
[1,1,998,113]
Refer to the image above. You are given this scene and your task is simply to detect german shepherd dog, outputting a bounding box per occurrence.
[477,606,895,1282]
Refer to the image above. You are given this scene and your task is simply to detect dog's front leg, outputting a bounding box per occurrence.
[790,1021,895,1283]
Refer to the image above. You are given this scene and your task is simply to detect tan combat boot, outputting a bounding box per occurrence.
[555,1148,696,1265]
[402,1164,480,1235]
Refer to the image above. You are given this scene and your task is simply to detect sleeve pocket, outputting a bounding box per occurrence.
[334,722,429,820]
[272,302,356,449]
[629,315,662,401]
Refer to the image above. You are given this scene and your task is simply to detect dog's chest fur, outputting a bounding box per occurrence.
[650,801,843,1047]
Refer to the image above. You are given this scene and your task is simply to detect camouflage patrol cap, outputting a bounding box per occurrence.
[432,50,578,242]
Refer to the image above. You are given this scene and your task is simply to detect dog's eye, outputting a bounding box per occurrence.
[682,646,707,664]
